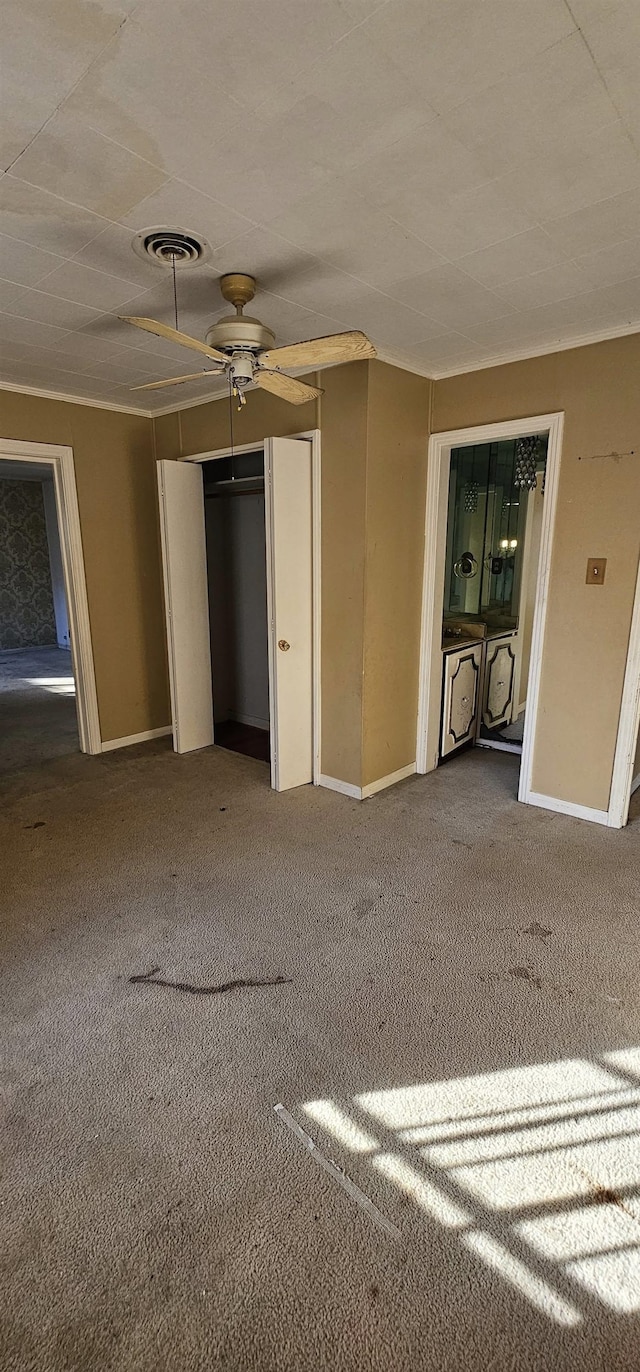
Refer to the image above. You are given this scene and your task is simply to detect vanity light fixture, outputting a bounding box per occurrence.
[514,435,539,489]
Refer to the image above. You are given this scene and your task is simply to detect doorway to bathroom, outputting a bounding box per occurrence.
[443,433,548,758]
[416,413,564,808]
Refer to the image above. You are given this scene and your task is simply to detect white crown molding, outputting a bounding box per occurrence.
[2,323,639,419]
[0,379,150,417]
[429,321,640,380]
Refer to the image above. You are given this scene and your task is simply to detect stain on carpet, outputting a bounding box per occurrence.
[522,921,553,940]
[129,967,292,996]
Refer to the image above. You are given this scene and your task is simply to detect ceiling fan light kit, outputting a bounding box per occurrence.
[119,235,376,407]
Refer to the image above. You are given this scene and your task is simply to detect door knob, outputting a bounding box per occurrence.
[278,639,290,652]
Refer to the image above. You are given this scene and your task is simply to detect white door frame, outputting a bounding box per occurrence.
[608,549,640,827]
[415,413,564,811]
[179,430,321,784]
[0,437,101,754]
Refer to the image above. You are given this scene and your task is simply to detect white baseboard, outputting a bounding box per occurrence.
[525,790,610,826]
[631,773,640,797]
[319,762,416,802]
[361,762,417,799]
[226,711,269,731]
[318,773,362,799]
[101,725,172,753]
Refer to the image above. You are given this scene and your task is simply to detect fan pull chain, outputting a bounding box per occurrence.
[228,372,235,478]
[171,253,179,331]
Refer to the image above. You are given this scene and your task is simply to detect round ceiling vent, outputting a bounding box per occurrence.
[131,226,212,268]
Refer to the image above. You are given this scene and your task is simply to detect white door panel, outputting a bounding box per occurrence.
[265,437,313,791]
[157,460,214,754]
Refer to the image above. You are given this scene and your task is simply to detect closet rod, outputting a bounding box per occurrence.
[204,486,265,500]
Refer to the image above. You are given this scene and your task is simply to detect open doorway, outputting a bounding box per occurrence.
[0,459,77,773]
[203,449,270,764]
[0,440,101,767]
[441,433,548,760]
[416,413,564,808]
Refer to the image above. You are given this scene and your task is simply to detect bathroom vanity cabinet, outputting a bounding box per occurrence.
[481,633,518,730]
[441,640,483,757]
[441,630,519,758]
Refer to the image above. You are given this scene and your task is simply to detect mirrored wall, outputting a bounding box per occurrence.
[444,435,548,632]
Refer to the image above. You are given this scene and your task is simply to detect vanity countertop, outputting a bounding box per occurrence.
[441,634,481,653]
[442,624,517,652]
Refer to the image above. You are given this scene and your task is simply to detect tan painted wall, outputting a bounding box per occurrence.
[634,725,640,782]
[362,362,431,787]
[154,386,318,459]
[433,333,640,812]
[319,363,368,785]
[0,389,168,743]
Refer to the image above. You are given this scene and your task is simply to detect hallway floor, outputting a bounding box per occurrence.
[1,742,639,1371]
[0,646,78,774]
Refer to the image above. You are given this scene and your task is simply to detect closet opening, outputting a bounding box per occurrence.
[202,450,270,764]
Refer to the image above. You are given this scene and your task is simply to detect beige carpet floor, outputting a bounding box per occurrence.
[1,740,639,1371]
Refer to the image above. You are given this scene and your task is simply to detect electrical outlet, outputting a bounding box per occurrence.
[586,558,607,585]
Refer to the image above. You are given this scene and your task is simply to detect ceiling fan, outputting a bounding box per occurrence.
[120,273,376,406]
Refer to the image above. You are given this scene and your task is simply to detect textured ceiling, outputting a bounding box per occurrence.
[1,0,639,413]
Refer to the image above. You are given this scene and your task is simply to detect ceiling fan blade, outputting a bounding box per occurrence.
[119,316,229,364]
[261,330,376,370]
[130,371,224,392]
[255,370,323,406]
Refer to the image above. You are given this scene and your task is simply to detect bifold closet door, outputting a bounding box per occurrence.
[265,437,313,791]
[157,460,214,754]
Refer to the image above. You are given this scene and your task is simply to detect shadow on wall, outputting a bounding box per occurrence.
[297,1046,640,1327]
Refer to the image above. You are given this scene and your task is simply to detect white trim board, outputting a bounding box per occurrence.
[526,792,610,827]
[607,549,640,828]
[423,322,640,380]
[318,774,362,799]
[319,763,416,801]
[0,379,149,417]
[179,440,267,463]
[101,726,171,752]
[0,437,102,755]
[362,762,416,798]
[415,412,565,813]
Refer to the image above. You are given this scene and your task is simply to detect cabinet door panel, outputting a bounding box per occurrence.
[441,644,482,757]
[482,637,517,730]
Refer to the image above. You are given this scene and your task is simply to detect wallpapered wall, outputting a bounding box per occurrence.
[0,479,56,650]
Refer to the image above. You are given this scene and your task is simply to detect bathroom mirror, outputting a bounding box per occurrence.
[444,436,548,630]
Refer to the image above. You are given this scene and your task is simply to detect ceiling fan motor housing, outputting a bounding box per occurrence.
[206,271,275,356]
[229,353,255,388]
[205,314,276,354]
